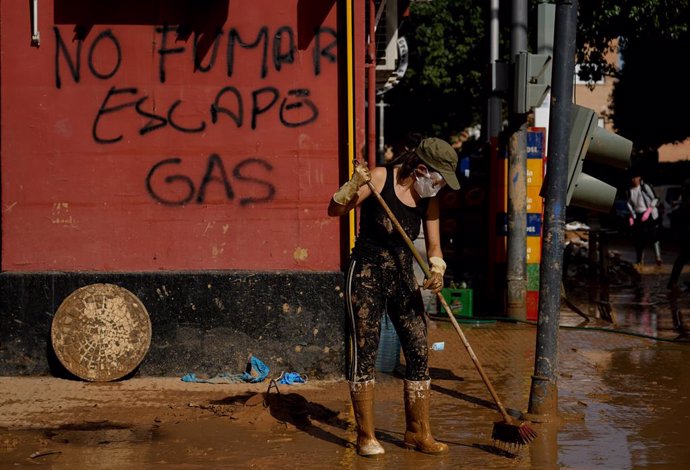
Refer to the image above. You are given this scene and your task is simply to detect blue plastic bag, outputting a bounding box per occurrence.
[278,372,307,385]
[241,356,270,383]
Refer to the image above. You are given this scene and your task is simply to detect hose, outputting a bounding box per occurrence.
[451,316,690,343]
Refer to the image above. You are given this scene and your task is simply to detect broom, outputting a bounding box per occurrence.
[360,172,537,447]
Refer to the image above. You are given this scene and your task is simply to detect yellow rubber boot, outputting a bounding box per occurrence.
[403,379,449,454]
[349,380,385,457]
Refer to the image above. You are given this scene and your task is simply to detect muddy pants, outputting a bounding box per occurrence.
[345,253,429,383]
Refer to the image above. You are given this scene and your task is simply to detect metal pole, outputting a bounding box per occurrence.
[377,100,386,164]
[506,0,528,319]
[511,0,528,55]
[528,0,578,420]
[486,0,503,311]
[487,0,502,140]
[367,0,377,168]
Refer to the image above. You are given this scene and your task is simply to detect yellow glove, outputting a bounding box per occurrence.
[332,164,372,206]
[352,164,372,187]
[423,256,446,293]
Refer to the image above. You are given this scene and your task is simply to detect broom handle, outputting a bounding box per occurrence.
[364,178,513,423]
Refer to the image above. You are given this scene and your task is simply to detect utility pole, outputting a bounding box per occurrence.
[485,0,504,312]
[486,0,502,141]
[528,0,578,419]
[377,100,388,164]
[506,0,528,320]
[367,0,377,168]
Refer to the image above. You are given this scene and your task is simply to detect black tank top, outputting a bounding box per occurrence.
[352,166,429,259]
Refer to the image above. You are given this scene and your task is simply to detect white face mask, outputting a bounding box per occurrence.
[414,168,446,198]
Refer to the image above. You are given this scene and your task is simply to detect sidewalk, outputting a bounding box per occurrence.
[2,312,689,469]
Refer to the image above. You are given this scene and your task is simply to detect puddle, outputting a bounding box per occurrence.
[2,233,690,468]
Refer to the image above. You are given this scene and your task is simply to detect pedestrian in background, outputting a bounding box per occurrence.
[668,179,690,291]
[626,171,663,268]
[327,137,460,457]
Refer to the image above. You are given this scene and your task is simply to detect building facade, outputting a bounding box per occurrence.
[1,1,367,378]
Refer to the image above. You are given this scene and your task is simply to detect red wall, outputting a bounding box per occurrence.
[1,0,359,272]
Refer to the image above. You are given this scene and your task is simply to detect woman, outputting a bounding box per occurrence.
[327,137,459,456]
[626,172,662,267]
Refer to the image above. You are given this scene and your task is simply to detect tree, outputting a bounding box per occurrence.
[576,0,690,163]
[610,35,690,153]
[384,0,690,161]
[383,0,489,145]
[577,0,689,80]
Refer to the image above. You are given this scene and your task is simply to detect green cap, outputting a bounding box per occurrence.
[414,137,460,190]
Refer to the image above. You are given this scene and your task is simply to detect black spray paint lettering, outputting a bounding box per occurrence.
[146,154,275,206]
[313,27,337,76]
[54,26,81,88]
[94,84,319,143]
[92,86,139,144]
[136,96,167,135]
[227,27,269,79]
[189,26,296,78]
[211,85,317,129]
[273,26,296,72]
[210,86,242,127]
[251,87,279,129]
[158,25,298,81]
[93,87,206,143]
[156,25,186,83]
[280,89,318,128]
[211,85,318,129]
[194,28,223,73]
[88,30,122,79]
[55,27,122,88]
[54,25,337,88]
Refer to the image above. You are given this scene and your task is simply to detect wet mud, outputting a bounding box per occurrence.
[2,232,690,468]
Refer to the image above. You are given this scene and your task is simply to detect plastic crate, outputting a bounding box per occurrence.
[439,288,473,318]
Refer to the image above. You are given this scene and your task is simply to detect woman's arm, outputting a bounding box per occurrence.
[423,197,443,259]
[422,197,446,294]
[327,166,386,217]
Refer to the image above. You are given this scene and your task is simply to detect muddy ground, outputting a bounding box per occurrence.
[1,230,690,469]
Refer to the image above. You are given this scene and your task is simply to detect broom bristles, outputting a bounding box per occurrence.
[491,420,538,446]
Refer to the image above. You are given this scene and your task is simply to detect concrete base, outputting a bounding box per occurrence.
[0,271,347,379]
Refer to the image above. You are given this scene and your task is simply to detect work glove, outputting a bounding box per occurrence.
[641,207,653,222]
[352,164,372,187]
[629,216,635,227]
[332,164,372,206]
[423,256,446,294]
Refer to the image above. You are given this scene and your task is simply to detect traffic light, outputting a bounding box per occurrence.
[513,52,552,114]
[565,104,632,212]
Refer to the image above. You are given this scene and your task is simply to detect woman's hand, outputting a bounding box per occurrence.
[332,164,371,206]
[352,164,372,188]
[423,272,443,294]
[328,165,381,217]
[641,207,653,222]
[423,256,446,293]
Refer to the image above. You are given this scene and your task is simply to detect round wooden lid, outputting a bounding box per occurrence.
[51,283,152,381]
